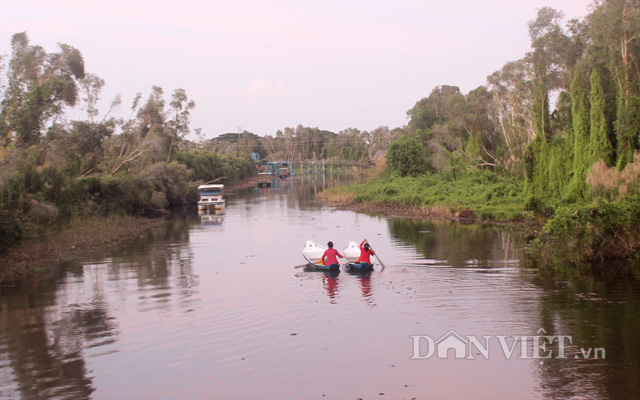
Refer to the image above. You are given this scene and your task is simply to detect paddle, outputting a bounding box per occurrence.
[366,241,386,270]
[295,257,322,268]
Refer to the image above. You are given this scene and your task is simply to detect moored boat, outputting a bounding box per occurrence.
[257,165,273,187]
[257,173,272,188]
[197,184,225,213]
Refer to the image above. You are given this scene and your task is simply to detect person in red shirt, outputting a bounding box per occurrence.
[357,238,375,268]
[321,241,344,269]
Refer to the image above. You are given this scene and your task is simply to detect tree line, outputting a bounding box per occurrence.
[0,31,393,253]
[0,32,257,252]
[1,0,639,255]
[394,0,639,209]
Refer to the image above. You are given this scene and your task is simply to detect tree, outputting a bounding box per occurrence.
[1,32,85,146]
[523,8,575,199]
[386,136,430,177]
[487,59,535,176]
[166,88,195,161]
[588,0,640,169]
[464,86,498,167]
[79,73,105,123]
[364,126,393,160]
[137,86,166,138]
[527,7,569,141]
[589,67,614,166]
[572,65,591,174]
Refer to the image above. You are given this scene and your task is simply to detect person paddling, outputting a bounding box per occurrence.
[357,238,375,268]
[321,241,344,269]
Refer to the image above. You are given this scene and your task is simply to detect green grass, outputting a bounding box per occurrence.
[347,169,527,220]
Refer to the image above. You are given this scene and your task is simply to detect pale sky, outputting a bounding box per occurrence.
[0,0,594,140]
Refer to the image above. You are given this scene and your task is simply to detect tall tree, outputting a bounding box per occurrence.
[137,85,166,139]
[527,7,568,141]
[79,73,105,123]
[464,86,497,167]
[524,8,573,198]
[589,67,614,165]
[569,63,591,197]
[166,88,195,161]
[487,59,535,176]
[0,32,85,146]
[588,0,640,168]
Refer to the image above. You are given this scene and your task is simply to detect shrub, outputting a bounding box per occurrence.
[0,208,24,254]
[532,196,640,267]
[386,136,430,177]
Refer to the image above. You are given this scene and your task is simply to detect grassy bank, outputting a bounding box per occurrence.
[319,169,640,274]
[0,214,166,284]
[319,169,530,222]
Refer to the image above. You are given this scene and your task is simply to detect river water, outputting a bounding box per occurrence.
[1,176,639,400]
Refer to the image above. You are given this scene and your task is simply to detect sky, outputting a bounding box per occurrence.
[0,0,595,140]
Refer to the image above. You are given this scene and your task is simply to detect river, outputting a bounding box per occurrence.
[1,175,639,400]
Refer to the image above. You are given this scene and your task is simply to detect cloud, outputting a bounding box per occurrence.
[231,78,286,98]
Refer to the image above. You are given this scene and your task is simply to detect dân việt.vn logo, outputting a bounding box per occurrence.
[410,328,605,364]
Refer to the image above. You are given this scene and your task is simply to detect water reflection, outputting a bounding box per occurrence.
[533,276,640,399]
[0,218,198,400]
[322,271,340,303]
[347,269,374,304]
[199,213,224,227]
[388,218,524,268]
[387,216,640,400]
[0,285,98,400]
[245,170,359,208]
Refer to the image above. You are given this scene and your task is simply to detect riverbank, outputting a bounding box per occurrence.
[0,215,166,284]
[318,180,640,274]
[0,178,259,284]
[316,176,543,235]
[319,194,543,234]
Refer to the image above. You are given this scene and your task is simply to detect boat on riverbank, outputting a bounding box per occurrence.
[301,240,344,270]
[197,184,225,213]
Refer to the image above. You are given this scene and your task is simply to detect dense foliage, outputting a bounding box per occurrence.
[396,1,639,206]
[532,196,640,267]
[0,33,257,253]
[370,0,640,267]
